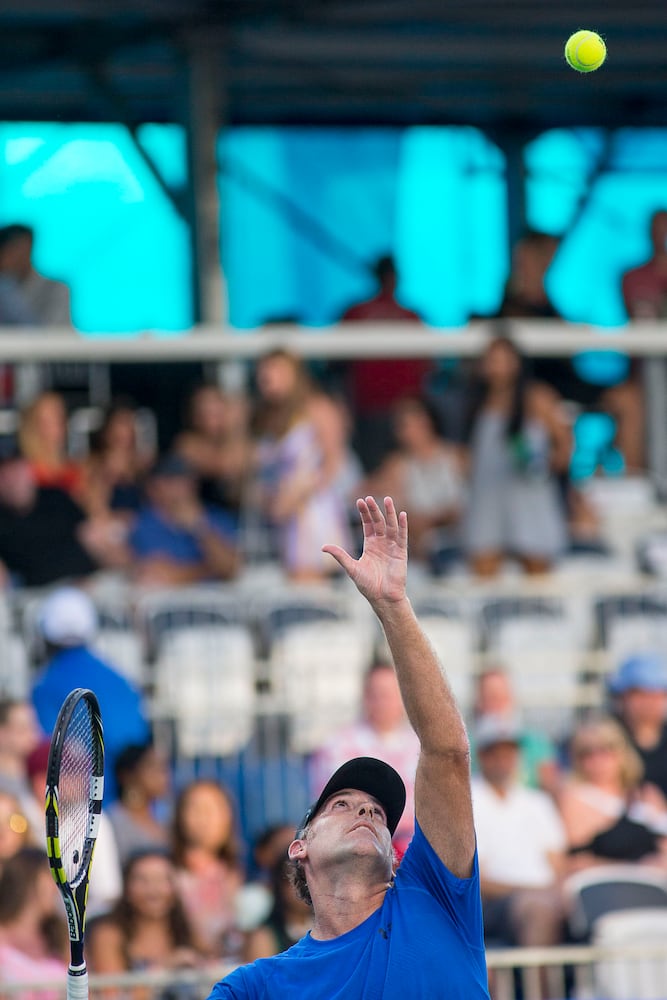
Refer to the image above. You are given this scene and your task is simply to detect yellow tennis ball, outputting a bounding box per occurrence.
[565,30,606,72]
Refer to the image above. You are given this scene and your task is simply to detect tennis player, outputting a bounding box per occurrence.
[208,496,490,998]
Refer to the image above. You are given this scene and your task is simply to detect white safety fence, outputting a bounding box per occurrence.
[487,942,667,1000]
[3,944,667,1000]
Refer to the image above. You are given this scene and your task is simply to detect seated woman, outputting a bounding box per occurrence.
[361,393,466,564]
[171,779,244,960]
[106,741,172,867]
[249,350,357,580]
[174,383,253,523]
[83,399,155,520]
[462,336,571,577]
[0,847,68,998]
[86,848,204,978]
[558,714,667,871]
[18,391,84,498]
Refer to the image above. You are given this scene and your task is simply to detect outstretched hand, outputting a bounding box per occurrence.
[322,496,408,605]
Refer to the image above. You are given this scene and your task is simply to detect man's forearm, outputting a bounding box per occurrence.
[373,595,469,758]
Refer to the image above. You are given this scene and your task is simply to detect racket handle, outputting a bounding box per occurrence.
[66,964,89,1000]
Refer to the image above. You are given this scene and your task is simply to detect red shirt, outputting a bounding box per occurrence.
[342,291,433,413]
[622,258,667,318]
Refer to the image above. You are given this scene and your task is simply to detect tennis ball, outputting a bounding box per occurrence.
[565,30,606,72]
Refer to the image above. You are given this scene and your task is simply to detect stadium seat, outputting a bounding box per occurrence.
[138,584,248,662]
[563,864,667,942]
[591,908,667,999]
[477,595,591,735]
[594,592,667,677]
[152,623,257,758]
[248,582,357,658]
[268,619,375,754]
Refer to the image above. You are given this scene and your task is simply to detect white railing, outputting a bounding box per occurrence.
[1,320,667,360]
[3,943,667,999]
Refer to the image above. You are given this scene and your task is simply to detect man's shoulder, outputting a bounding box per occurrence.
[212,940,307,997]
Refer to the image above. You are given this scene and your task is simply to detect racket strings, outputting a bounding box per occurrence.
[59,699,95,884]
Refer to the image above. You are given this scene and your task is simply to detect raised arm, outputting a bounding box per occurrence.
[322,496,475,877]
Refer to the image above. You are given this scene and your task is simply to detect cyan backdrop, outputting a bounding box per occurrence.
[0,123,666,332]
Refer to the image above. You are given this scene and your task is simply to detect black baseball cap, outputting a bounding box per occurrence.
[297,757,406,837]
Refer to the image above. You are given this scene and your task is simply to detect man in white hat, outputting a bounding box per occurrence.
[30,586,150,803]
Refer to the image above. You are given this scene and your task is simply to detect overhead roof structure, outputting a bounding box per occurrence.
[0,0,666,131]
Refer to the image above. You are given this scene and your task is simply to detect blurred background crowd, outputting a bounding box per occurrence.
[1,211,667,998]
[3,1,667,997]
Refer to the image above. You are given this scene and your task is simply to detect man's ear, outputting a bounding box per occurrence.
[288,838,307,861]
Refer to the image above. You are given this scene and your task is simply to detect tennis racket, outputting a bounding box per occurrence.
[45,688,104,1000]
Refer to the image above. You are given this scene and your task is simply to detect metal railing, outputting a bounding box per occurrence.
[4,943,667,1000]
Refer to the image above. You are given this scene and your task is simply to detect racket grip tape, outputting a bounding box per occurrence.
[66,965,89,1000]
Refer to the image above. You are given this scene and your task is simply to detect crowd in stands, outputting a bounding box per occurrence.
[0,334,627,591]
[1,634,667,995]
[1,212,667,997]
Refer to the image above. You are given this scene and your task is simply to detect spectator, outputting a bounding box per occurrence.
[251,824,296,883]
[250,350,356,579]
[31,586,151,804]
[25,736,122,915]
[0,452,123,588]
[107,741,172,866]
[0,789,33,874]
[498,230,561,321]
[340,255,433,472]
[471,715,567,950]
[86,848,204,981]
[558,714,667,872]
[622,209,667,320]
[462,335,571,577]
[0,698,42,837]
[0,847,68,998]
[171,779,244,959]
[470,667,560,794]
[18,391,84,497]
[83,398,155,520]
[128,453,240,587]
[608,652,667,798]
[309,660,420,857]
[242,854,313,963]
[0,225,71,409]
[235,823,301,934]
[581,210,667,471]
[175,383,253,523]
[0,224,70,326]
[361,393,466,564]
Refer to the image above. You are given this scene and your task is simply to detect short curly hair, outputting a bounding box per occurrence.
[287,822,313,907]
[287,855,313,907]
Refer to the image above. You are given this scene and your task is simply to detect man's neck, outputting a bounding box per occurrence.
[309,870,391,941]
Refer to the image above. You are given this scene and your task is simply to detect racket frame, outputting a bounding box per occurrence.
[45,687,104,992]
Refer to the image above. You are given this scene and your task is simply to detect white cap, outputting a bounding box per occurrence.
[38,587,98,647]
[474,713,522,752]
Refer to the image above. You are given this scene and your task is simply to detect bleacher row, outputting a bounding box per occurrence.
[2,555,667,758]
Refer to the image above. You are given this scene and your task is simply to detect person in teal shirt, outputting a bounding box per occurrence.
[470,666,560,794]
[207,497,490,999]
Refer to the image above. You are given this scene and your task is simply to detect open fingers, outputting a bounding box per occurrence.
[357,496,382,537]
[358,496,407,541]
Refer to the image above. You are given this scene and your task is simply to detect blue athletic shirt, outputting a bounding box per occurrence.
[207,820,490,999]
